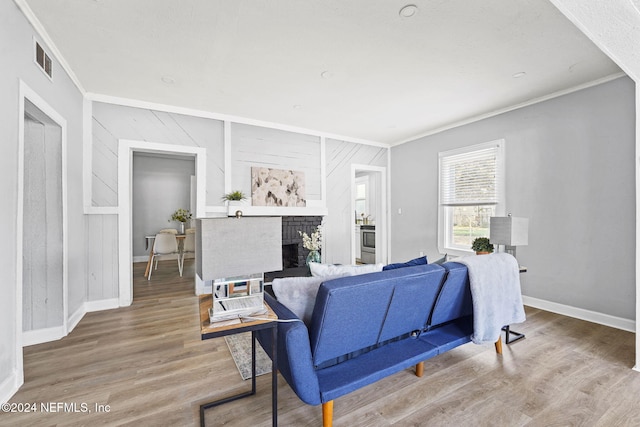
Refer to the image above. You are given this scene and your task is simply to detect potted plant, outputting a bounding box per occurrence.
[471,237,493,255]
[221,190,247,204]
[170,208,192,234]
[299,225,322,264]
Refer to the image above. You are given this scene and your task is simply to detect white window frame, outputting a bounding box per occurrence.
[438,139,505,257]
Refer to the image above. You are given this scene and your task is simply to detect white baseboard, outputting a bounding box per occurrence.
[23,298,120,348]
[133,255,148,263]
[0,369,22,404]
[522,295,635,332]
[22,325,66,347]
[85,298,120,312]
[68,304,85,333]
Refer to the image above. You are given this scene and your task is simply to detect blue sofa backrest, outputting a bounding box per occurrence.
[428,262,473,328]
[309,264,446,368]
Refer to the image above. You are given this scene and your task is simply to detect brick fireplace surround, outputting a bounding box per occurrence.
[264,216,322,281]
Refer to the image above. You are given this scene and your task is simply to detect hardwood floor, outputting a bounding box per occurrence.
[4,261,640,426]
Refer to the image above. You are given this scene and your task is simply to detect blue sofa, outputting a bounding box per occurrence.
[258,262,498,427]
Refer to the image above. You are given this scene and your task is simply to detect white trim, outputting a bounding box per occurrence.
[118,140,207,306]
[85,298,120,312]
[17,80,69,393]
[87,93,388,148]
[350,164,388,265]
[67,304,85,333]
[225,205,328,217]
[0,370,22,405]
[393,73,626,146]
[82,98,93,212]
[22,326,66,347]
[522,295,635,333]
[320,137,327,204]
[224,121,232,194]
[636,81,640,370]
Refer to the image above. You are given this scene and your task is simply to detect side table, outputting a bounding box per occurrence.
[502,266,528,344]
[198,295,278,427]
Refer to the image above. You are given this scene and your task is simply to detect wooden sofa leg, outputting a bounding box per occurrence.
[415,361,424,377]
[322,401,334,427]
[495,337,503,355]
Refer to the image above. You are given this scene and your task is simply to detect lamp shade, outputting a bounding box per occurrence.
[196,216,282,281]
[490,216,528,246]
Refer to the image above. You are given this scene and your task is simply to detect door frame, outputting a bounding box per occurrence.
[117,139,206,306]
[350,164,387,265]
[16,80,68,369]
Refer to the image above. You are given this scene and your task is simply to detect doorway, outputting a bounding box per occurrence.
[117,140,206,306]
[17,82,68,351]
[351,165,387,265]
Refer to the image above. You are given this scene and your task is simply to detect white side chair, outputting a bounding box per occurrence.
[148,233,182,280]
[180,231,196,272]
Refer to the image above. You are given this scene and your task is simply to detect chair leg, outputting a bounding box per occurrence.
[322,401,334,427]
[148,255,155,280]
[178,257,183,277]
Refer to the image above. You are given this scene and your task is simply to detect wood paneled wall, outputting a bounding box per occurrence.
[325,139,387,264]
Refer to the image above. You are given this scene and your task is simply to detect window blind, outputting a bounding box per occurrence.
[439,145,501,206]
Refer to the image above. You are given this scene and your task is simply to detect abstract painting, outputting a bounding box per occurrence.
[251,167,306,207]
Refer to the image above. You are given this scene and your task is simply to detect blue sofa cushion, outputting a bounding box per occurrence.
[310,264,446,368]
[382,256,428,270]
[428,262,473,328]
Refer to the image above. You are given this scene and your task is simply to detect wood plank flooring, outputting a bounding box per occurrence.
[4,261,640,426]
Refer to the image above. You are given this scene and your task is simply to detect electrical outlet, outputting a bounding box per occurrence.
[419,251,424,257]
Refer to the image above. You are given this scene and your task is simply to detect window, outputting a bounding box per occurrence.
[438,140,505,254]
[355,176,369,222]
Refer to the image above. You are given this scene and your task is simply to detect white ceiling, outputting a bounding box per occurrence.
[22,0,622,145]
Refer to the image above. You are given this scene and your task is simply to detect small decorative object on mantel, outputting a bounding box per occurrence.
[221,190,247,204]
[299,225,322,264]
[222,191,247,217]
[170,208,192,234]
[471,237,494,255]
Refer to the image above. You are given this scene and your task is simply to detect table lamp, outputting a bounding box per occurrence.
[490,215,528,259]
[196,216,282,321]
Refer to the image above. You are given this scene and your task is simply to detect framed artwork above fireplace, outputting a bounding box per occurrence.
[251,167,306,207]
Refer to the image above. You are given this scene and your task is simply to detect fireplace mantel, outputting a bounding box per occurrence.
[226,205,328,217]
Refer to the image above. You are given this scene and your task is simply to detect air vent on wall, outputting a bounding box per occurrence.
[35,41,52,78]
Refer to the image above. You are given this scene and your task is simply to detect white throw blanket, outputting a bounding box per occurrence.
[457,253,526,345]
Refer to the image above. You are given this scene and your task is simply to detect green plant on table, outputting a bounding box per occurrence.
[170,208,192,223]
[471,237,494,253]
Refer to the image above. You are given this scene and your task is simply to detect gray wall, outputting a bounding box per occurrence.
[1,0,85,395]
[390,76,636,320]
[132,153,195,258]
[92,102,224,207]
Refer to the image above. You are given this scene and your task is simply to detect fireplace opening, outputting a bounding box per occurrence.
[282,243,299,269]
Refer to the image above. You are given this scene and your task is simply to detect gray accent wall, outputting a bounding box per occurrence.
[230,123,322,202]
[390,76,636,320]
[92,102,225,207]
[325,139,388,264]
